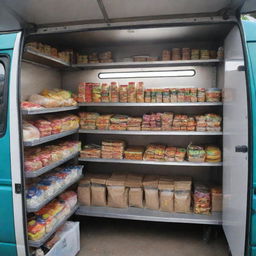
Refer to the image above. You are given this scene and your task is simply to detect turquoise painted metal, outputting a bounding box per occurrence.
[0,33,18,256]
[242,20,256,256]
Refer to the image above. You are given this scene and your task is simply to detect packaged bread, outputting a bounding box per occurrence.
[106,173,128,208]
[128,82,136,102]
[197,88,206,102]
[119,84,128,103]
[211,187,222,212]
[101,83,110,102]
[182,48,191,60]
[162,50,171,61]
[23,121,40,142]
[124,146,144,160]
[205,146,221,162]
[175,148,186,162]
[158,177,174,212]
[172,48,181,60]
[190,88,197,102]
[170,88,178,102]
[143,175,159,210]
[91,174,110,206]
[78,175,92,206]
[193,183,211,215]
[165,146,176,161]
[136,82,144,103]
[92,83,102,103]
[110,82,119,102]
[144,89,151,103]
[206,88,222,102]
[187,144,206,162]
[80,144,101,158]
[126,174,144,208]
[174,178,192,213]
[162,88,170,103]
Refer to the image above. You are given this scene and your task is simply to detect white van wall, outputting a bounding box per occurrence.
[20,62,61,101]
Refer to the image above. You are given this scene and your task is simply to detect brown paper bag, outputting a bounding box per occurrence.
[91,174,110,207]
[143,175,159,210]
[106,173,128,208]
[174,178,192,213]
[126,174,144,208]
[78,175,91,206]
[158,177,174,212]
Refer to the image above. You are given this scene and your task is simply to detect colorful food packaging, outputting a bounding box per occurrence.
[172,48,181,60]
[143,144,166,161]
[144,89,151,103]
[184,88,191,102]
[170,88,178,102]
[206,88,222,102]
[143,175,159,210]
[205,146,221,162]
[162,50,171,61]
[106,173,128,208]
[187,144,206,162]
[110,82,119,102]
[96,114,112,130]
[119,84,128,103]
[101,140,125,159]
[126,174,144,208]
[175,148,186,162]
[127,117,142,130]
[182,48,191,60]
[156,89,163,103]
[80,144,101,158]
[79,112,100,130]
[193,184,211,215]
[197,88,206,102]
[165,146,176,161]
[110,115,128,130]
[101,83,110,102]
[177,88,185,102]
[161,112,173,130]
[205,113,222,131]
[124,146,144,160]
[159,177,174,212]
[33,119,52,137]
[136,82,144,102]
[190,88,198,102]
[151,89,157,103]
[191,49,200,60]
[128,82,136,102]
[162,88,170,103]
[211,187,222,212]
[92,83,102,103]
[200,49,210,60]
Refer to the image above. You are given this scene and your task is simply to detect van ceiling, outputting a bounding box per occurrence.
[2,0,244,28]
[28,24,234,49]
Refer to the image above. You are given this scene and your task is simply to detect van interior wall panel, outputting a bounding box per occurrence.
[21,62,61,101]
[223,26,248,256]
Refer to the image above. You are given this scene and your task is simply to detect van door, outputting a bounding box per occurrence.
[0,32,26,256]
[241,18,256,256]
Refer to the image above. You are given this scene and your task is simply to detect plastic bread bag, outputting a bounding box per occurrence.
[106,173,128,208]
[175,148,186,162]
[59,191,78,209]
[205,146,221,162]
[23,121,40,142]
[158,177,174,212]
[26,186,45,208]
[193,183,211,215]
[29,94,61,108]
[187,144,206,162]
[143,175,159,210]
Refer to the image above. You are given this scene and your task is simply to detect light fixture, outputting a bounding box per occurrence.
[98,70,195,79]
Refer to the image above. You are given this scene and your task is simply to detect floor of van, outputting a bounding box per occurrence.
[76,217,229,256]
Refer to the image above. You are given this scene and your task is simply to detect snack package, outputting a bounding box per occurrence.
[170,88,178,102]
[205,113,222,131]
[205,146,221,162]
[128,82,136,102]
[206,88,222,102]
[101,83,110,102]
[193,184,211,215]
[124,146,144,160]
[91,174,110,206]
[119,84,128,103]
[187,144,206,162]
[197,88,206,102]
[110,82,119,102]
[156,89,163,103]
[158,177,174,212]
[174,178,192,213]
[161,112,173,130]
[162,88,170,103]
[190,88,198,102]
[33,119,52,137]
[78,175,92,206]
[79,112,100,130]
[21,101,43,110]
[126,174,144,208]
[165,146,176,161]
[80,144,101,158]
[182,48,191,60]
[136,82,144,103]
[28,218,46,241]
[211,187,222,212]
[106,173,128,208]
[143,144,166,161]
[144,89,151,103]
[177,88,185,102]
[143,175,159,210]
[23,121,40,141]
[175,148,186,162]
[92,83,102,103]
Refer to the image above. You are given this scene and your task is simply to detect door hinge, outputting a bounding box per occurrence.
[15,183,22,194]
[235,145,248,153]
[237,65,245,71]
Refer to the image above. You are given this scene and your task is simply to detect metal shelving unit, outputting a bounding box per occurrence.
[76,206,222,225]
[23,48,70,69]
[73,59,222,69]
[27,175,82,212]
[22,106,79,115]
[79,158,222,167]
[28,204,79,248]
[24,129,78,147]
[79,129,222,136]
[25,152,79,178]
[79,102,223,107]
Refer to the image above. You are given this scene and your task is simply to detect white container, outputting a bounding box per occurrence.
[45,221,80,256]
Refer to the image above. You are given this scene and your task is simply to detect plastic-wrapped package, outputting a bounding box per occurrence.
[197,88,206,102]
[175,148,186,162]
[206,88,222,102]
[28,218,46,241]
[187,144,206,162]
[156,89,163,103]
[165,146,176,161]
[177,89,185,102]
[119,84,128,103]
[25,156,43,172]
[174,178,192,213]
[144,89,151,103]
[29,94,61,108]
[182,48,191,60]
[143,144,166,161]
[23,121,40,141]
[21,101,44,110]
[172,48,181,60]
[151,89,157,103]
[143,175,159,210]
[101,140,125,159]
[101,83,110,102]
[205,146,221,162]
[128,82,136,103]
[38,178,56,198]
[124,146,144,160]
[184,88,191,102]
[159,177,174,212]
[162,88,170,103]
[161,112,173,130]
[26,186,45,208]
[33,119,52,137]
[162,50,171,61]
[110,82,119,102]
[190,88,197,102]
[136,82,144,102]
[59,191,77,208]
[80,144,101,158]
[92,83,102,103]
[170,88,178,102]
[205,113,222,131]
[211,187,222,212]
[106,173,128,208]
[79,112,99,130]
[193,184,211,215]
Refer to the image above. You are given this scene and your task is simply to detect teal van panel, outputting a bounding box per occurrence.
[0,242,17,256]
[242,21,256,42]
[0,33,17,50]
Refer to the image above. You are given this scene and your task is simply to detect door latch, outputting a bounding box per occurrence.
[15,183,22,194]
[235,145,248,153]
[237,65,245,72]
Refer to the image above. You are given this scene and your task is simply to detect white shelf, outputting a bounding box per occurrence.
[22,106,79,115]
[28,204,79,247]
[79,102,223,107]
[73,59,222,69]
[23,48,69,69]
[26,175,82,213]
[76,206,222,225]
[25,152,79,178]
[79,129,222,136]
[23,129,78,147]
[79,158,222,166]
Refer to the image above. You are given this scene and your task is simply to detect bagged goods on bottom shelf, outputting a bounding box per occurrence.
[143,175,159,210]
[158,177,174,213]
[174,178,192,213]
[78,175,92,206]
[106,173,128,208]
[91,174,110,206]
[211,187,222,212]
[193,184,211,215]
[126,174,144,208]
[27,191,77,241]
